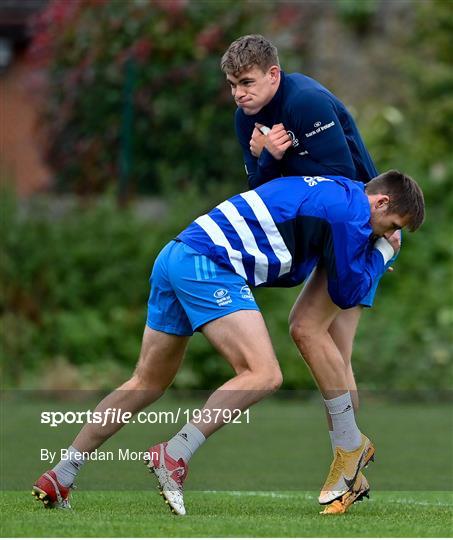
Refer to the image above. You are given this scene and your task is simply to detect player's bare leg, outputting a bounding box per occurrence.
[320,310,370,514]
[73,327,189,451]
[327,308,361,426]
[147,309,282,514]
[32,327,188,509]
[289,268,348,395]
[289,267,375,506]
[196,309,283,435]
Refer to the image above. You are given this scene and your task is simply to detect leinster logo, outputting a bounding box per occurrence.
[287,130,299,148]
[240,285,254,300]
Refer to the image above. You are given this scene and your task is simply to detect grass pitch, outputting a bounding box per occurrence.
[1,395,452,536]
[1,489,452,537]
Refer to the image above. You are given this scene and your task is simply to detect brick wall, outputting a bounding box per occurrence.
[1,52,52,196]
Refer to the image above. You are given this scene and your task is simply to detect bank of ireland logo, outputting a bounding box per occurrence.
[287,130,299,148]
[214,288,232,307]
[240,285,254,300]
[305,120,335,138]
[213,288,228,299]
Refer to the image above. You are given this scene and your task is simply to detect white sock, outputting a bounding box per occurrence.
[166,423,206,463]
[52,445,85,487]
[324,392,361,451]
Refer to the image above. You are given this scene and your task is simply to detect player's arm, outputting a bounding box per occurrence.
[322,219,398,309]
[235,114,282,189]
[291,90,356,178]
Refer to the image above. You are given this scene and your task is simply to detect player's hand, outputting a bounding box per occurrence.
[249,124,267,157]
[265,123,293,160]
[384,229,402,272]
[385,229,402,256]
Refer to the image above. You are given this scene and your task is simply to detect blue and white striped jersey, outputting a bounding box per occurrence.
[177,175,393,309]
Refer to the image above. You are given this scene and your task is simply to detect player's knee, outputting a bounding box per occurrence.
[272,369,283,392]
[260,365,283,393]
[289,317,304,342]
[129,369,167,395]
[289,320,314,353]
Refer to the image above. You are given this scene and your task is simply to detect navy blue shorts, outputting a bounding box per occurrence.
[146,240,260,336]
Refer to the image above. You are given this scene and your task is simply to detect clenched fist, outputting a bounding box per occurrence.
[264,123,292,160]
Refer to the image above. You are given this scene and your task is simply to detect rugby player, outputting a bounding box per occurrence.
[32,170,424,516]
[221,34,394,513]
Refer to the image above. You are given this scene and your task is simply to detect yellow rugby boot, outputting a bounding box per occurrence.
[319,434,375,505]
[320,472,370,515]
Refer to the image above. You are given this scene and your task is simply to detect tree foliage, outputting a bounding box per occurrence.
[28,0,276,195]
[2,0,450,390]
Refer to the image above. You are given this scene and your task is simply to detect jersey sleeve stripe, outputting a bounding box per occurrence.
[194,215,248,281]
[239,191,292,277]
[216,200,269,285]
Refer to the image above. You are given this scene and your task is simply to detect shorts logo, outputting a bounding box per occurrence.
[213,288,228,299]
[314,121,322,127]
[214,288,232,307]
[240,285,254,300]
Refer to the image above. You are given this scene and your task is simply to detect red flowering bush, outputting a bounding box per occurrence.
[28,0,272,194]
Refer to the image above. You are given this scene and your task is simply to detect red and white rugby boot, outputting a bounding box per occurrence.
[32,471,72,509]
[145,442,188,515]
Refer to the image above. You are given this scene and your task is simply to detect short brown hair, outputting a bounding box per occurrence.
[220,34,280,76]
[366,170,425,231]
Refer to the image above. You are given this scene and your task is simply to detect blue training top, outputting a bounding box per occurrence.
[177,175,393,309]
[235,71,378,189]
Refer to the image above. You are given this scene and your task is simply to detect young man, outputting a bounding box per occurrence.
[32,171,424,516]
[221,34,392,513]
